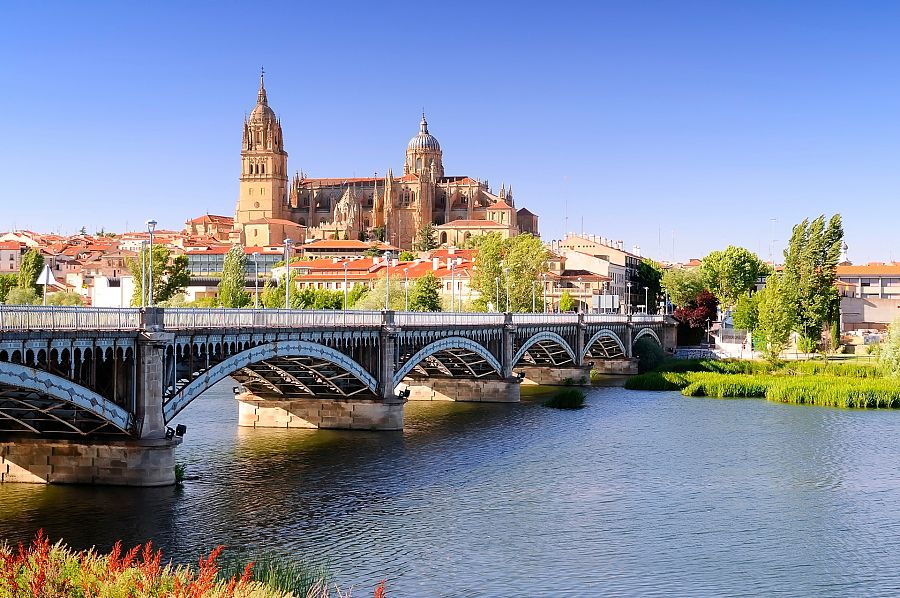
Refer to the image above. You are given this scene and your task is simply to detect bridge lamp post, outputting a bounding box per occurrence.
[140,240,147,308]
[146,220,157,306]
[252,252,260,309]
[532,281,536,313]
[450,261,456,312]
[495,276,500,313]
[384,251,393,310]
[284,238,293,309]
[404,267,409,311]
[504,266,510,313]
[644,286,649,314]
[578,277,583,313]
[542,273,548,313]
[626,282,632,315]
[343,262,349,310]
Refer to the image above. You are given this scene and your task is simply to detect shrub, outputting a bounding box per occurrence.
[624,372,690,391]
[543,388,585,409]
[633,337,666,373]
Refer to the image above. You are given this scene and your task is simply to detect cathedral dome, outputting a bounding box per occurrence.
[249,102,276,122]
[407,114,441,151]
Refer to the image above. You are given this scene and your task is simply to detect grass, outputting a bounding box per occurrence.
[543,388,586,409]
[0,531,386,598]
[625,364,900,409]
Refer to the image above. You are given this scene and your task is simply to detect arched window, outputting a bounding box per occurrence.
[416,158,422,171]
[440,232,448,245]
[261,163,266,175]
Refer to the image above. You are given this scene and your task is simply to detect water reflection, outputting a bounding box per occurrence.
[2,381,900,596]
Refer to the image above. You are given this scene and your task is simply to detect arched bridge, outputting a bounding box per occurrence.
[0,306,674,485]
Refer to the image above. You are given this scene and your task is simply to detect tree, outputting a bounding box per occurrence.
[879,318,900,376]
[0,274,16,303]
[470,233,548,312]
[260,279,285,309]
[781,214,844,349]
[558,290,576,313]
[732,292,760,332]
[126,246,190,306]
[346,284,368,308]
[46,291,84,306]
[756,273,795,360]
[674,289,718,329]
[398,250,416,262]
[409,272,442,312]
[352,275,405,311]
[636,259,663,313]
[699,246,768,307]
[661,268,704,308]
[218,246,250,308]
[18,249,44,291]
[371,225,386,242]
[413,223,438,251]
[4,287,38,305]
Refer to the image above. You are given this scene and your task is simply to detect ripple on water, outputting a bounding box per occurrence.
[3,382,900,595]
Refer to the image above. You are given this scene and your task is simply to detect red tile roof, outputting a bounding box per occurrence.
[435,219,508,229]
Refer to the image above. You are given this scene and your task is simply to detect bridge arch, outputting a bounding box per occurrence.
[0,362,132,434]
[583,329,627,360]
[513,331,576,366]
[633,327,662,346]
[393,336,503,388]
[164,340,378,422]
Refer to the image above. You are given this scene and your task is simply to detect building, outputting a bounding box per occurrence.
[553,234,643,308]
[0,241,24,273]
[184,214,235,241]
[837,262,900,331]
[233,72,539,250]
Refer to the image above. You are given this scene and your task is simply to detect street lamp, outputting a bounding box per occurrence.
[140,240,147,308]
[146,220,157,306]
[404,267,409,311]
[626,281,632,315]
[578,276,583,313]
[450,260,456,312]
[384,251,393,310]
[252,252,260,309]
[532,280,536,313]
[495,276,500,313]
[504,266,510,312]
[283,238,293,309]
[343,262,349,310]
[542,273,548,313]
[644,286,649,314]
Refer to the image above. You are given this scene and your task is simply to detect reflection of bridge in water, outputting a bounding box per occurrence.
[0,307,675,486]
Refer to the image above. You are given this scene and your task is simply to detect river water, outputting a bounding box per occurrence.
[2,382,900,596]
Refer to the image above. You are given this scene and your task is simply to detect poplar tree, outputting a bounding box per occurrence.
[218,246,250,307]
[756,273,794,360]
[18,249,44,290]
[409,272,442,312]
[699,246,768,307]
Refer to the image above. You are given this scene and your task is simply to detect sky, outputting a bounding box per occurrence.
[2,1,900,263]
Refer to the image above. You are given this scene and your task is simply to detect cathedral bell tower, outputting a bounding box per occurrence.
[236,70,289,225]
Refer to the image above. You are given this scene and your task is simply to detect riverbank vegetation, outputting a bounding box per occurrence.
[624,358,900,408]
[0,531,386,597]
[543,388,586,409]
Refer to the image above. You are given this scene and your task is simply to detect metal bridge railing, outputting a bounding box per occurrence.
[511,313,580,324]
[0,306,142,332]
[629,314,667,323]
[395,312,505,327]
[160,308,385,329]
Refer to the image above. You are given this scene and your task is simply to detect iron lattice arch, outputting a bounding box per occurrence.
[393,336,503,387]
[513,331,577,367]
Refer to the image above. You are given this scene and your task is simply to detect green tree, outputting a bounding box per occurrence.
[660,268,705,308]
[756,273,794,360]
[558,290,576,312]
[260,279,285,309]
[879,317,900,376]
[5,287,38,305]
[352,275,405,310]
[413,223,438,251]
[371,225,386,242]
[126,246,190,306]
[781,214,844,349]
[46,291,84,306]
[732,292,760,332]
[0,274,17,302]
[636,259,663,313]
[699,246,768,307]
[409,272,442,312]
[18,249,44,291]
[470,233,548,312]
[398,250,416,262]
[218,246,250,308]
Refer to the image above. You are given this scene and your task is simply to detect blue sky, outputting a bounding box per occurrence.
[2,1,899,263]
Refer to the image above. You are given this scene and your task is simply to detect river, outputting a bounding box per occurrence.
[2,381,900,596]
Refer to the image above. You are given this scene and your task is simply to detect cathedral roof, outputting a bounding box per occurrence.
[407,114,441,152]
[249,72,276,123]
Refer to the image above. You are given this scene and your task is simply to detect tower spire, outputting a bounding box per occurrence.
[258,66,268,105]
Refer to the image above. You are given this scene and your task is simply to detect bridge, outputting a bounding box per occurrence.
[0,306,675,486]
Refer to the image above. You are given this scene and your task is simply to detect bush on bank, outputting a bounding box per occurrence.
[0,531,387,598]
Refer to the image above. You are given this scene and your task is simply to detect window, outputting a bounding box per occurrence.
[249,188,253,196]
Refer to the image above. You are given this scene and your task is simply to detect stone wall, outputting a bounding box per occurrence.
[403,378,521,402]
[237,394,403,430]
[591,359,639,375]
[0,438,178,486]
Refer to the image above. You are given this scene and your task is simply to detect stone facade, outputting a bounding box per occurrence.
[0,438,178,486]
[403,378,521,403]
[233,73,538,249]
[517,365,592,386]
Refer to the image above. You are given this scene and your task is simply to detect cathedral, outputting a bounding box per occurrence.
[234,72,539,249]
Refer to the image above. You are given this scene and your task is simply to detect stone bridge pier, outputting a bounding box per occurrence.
[0,306,675,485]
